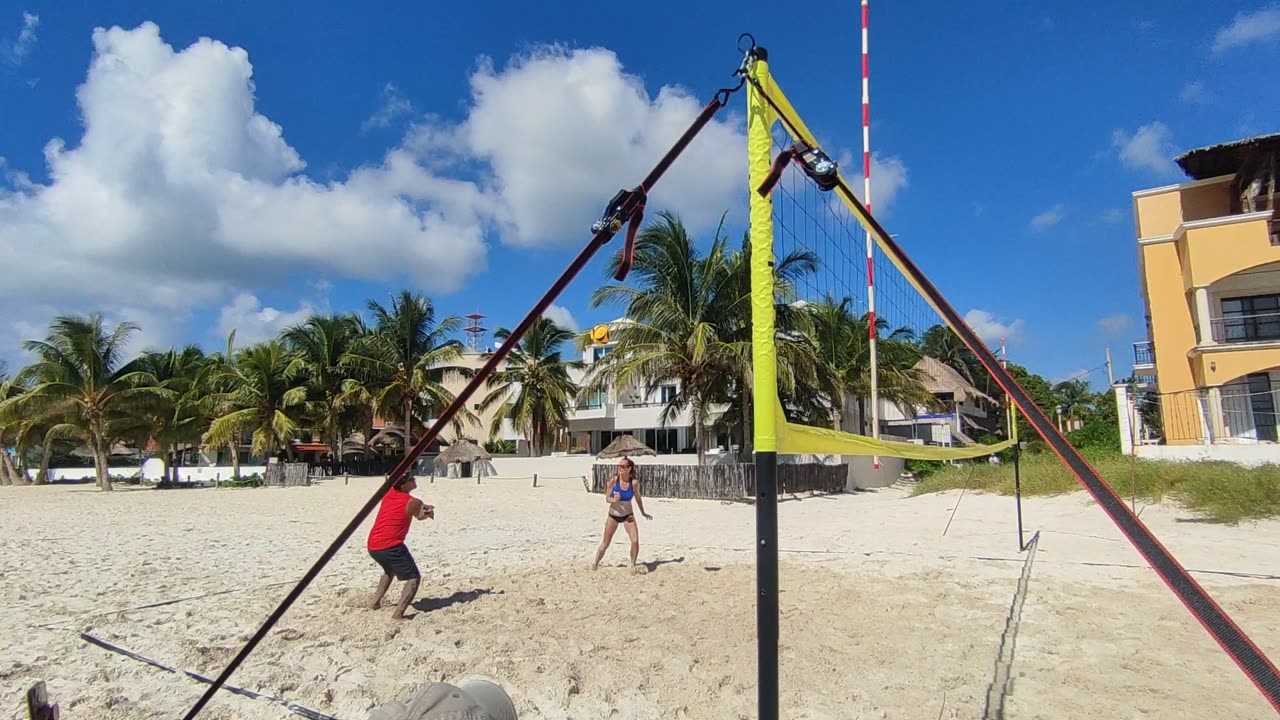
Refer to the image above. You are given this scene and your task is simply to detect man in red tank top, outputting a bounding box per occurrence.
[368,473,433,619]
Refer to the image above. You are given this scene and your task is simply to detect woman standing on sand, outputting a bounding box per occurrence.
[592,457,652,573]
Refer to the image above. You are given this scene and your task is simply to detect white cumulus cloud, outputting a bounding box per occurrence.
[1212,5,1280,54]
[3,11,38,67]
[1100,208,1126,225]
[1030,203,1064,231]
[836,150,909,213]
[1112,122,1179,177]
[1098,314,1133,334]
[1179,81,1210,104]
[964,309,1024,346]
[442,46,745,246]
[0,22,489,341]
[216,293,315,346]
[1,25,749,360]
[361,82,413,132]
[543,304,579,332]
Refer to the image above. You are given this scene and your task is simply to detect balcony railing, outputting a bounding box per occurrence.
[1133,341,1155,366]
[1157,386,1280,444]
[1209,312,1280,344]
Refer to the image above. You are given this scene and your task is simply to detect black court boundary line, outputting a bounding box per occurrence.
[750,77,1280,714]
[650,542,1280,582]
[982,531,1040,720]
[80,633,338,719]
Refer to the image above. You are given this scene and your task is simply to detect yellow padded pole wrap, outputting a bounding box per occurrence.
[748,57,778,453]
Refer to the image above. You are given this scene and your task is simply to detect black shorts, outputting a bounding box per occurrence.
[369,543,420,580]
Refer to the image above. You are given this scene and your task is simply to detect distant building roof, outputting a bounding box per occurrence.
[914,356,996,405]
[1175,132,1280,180]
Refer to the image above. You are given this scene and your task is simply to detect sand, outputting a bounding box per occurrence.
[2,476,1279,719]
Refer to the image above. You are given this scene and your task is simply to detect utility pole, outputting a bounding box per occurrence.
[1105,347,1115,386]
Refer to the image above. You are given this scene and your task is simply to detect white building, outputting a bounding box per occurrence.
[566,319,730,455]
[878,356,1001,447]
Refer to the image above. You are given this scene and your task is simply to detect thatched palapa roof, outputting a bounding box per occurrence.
[1175,132,1280,180]
[596,434,656,460]
[437,439,491,464]
[913,356,995,405]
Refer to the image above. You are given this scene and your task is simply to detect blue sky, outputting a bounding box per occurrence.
[1,1,1278,387]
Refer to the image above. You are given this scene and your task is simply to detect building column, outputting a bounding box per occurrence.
[1206,386,1226,444]
[1194,287,1215,346]
[1114,385,1134,455]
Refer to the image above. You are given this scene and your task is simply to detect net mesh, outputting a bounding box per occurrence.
[765,122,1006,450]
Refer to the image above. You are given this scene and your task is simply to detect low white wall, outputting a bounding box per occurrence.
[48,463,268,483]
[842,455,906,490]
[487,452,721,480]
[1136,444,1280,467]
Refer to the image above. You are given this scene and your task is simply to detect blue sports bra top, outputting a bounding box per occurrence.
[613,480,635,501]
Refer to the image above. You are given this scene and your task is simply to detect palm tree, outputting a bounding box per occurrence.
[804,298,938,435]
[198,330,246,478]
[136,345,208,486]
[204,341,309,463]
[1054,378,1093,424]
[341,290,473,458]
[2,315,168,490]
[282,314,364,464]
[921,325,975,382]
[0,362,21,485]
[478,317,583,456]
[588,212,753,463]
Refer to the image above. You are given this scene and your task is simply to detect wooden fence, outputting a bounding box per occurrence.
[264,462,311,487]
[589,462,847,500]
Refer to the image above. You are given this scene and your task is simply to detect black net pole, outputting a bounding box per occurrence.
[1013,444,1025,552]
[180,91,735,720]
[755,450,779,720]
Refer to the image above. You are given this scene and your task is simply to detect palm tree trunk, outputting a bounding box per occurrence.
[34,444,53,485]
[694,405,706,465]
[403,402,413,459]
[161,450,173,487]
[94,434,113,491]
[0,451,12,485]
[20,462,33,484]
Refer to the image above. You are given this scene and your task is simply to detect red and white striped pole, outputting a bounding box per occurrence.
[863,0,880,469]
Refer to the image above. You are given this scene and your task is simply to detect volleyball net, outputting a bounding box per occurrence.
[744,45,1280,719]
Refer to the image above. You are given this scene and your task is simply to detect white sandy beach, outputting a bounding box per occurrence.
[3,476,1279,719]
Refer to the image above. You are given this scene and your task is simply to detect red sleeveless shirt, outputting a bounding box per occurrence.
[368,487,413,551]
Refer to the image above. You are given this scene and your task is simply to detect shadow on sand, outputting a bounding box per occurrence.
[412,588,498,613]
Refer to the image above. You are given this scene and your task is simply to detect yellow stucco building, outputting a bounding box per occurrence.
[1131,133,1280,449]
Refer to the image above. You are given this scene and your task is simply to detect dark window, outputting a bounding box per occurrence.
[644,428,678,453]
[1221,294,1280,342]
[1247,373,1278,443]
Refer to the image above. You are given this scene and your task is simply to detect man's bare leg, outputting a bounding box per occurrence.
[392,578,420,619]
[370,573,392,609]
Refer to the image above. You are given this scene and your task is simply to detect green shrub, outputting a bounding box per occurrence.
[483,439,517,454]
[903,459,945,480]
[1065,419,1121,453]
[911,454,1280,523]
[222,473,264,488]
